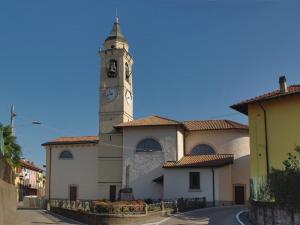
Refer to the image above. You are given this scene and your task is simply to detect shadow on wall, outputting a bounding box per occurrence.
[0,156,17,225]
[233,155,250,170]
[130,162,164,200]
[0,156,14,184]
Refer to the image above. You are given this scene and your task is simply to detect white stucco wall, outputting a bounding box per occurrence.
[185,129,250,200]
[164,168,213,200]
[122,126,180,199]
[45,144,100,200]
[163,166,231,203]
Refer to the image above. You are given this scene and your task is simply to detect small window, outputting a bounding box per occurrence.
[59,150,73,159]
[125,62,130,82]
[191,144,216,155]
[189,172,200,189]
[136,138,162,152]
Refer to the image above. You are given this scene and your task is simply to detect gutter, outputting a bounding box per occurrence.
[212,167,215,207]
[258,103,270,175]
[49,146,52,201]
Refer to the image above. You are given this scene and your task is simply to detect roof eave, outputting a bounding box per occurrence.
[163,159,234,169]
[42,140,99,147]
[230,104,249,115]
[163,161,233,169]
[105,36,128,43]
[186,127,249,132]
[231,90,300,116]
[114,123,186,130]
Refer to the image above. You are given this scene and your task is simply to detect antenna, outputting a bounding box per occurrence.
[115,8,119,23]
[10,104,16,136]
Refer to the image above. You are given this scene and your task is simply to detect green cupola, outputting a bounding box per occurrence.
[105,17,127,43]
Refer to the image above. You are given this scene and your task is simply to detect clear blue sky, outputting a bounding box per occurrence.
[1,0,300,168]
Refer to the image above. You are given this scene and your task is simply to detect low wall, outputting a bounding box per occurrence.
[0,156,17,225]
[51,207,172,225]
[249,201,300,225]
[0,179,17,225]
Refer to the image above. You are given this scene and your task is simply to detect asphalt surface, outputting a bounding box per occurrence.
[159,205,247,225]
[16,205,246,225]
[16,209,83,225]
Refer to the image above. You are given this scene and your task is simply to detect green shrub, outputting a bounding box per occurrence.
[268,146,300,211]
[94,202,110,214]
[144,199,153,204]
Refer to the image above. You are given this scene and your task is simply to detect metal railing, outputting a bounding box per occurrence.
[49,199,177,215]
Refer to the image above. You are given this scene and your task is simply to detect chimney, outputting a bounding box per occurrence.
[279,76,288,93]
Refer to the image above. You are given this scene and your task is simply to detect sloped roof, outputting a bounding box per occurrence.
[163,154,234,168]
[183,120,247,131]
[115,115,181,128]
[116,116,247,131]
[20,160,43,172]
[42,136,99,146]
[231,85,300,115]
[105,17,127,43]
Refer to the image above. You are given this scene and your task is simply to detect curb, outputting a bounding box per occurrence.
[236,210,248,225]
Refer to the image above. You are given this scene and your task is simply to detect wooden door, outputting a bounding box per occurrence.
[109,185,116,201]
[69,186,77,201]
[234,185,245,204]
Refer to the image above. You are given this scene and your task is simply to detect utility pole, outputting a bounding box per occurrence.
[10,104,16,136]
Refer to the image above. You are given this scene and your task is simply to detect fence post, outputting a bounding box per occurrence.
[145,204,148,215]
[174,200,178,213]
[161,201,165,211]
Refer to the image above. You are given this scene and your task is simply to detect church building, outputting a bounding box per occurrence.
[43,18,250,206]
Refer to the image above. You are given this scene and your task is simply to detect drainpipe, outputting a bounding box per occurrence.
[211,167,215,207]
[48,146,52,201]
[258,103,270,176]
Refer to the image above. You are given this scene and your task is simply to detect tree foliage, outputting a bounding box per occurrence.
[0,124,22,167]
[268,146,300,211]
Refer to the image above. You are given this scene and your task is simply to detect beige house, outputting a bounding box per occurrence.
[43,18,250,205]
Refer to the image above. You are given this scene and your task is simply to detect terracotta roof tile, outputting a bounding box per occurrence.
[116,116,247,131]
[163,154,234,168]
[231,85,300,115]
[42,136,99,146]
[115,115,181,128]
[183,120,247,131]
[19,160,43,172]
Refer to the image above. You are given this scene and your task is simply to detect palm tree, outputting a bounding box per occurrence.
[0,124,22,183]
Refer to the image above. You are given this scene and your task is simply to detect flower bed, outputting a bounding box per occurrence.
[49,199,176,216]
[92,200,146,215]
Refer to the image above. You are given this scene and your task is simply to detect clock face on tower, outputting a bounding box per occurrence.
[105,87,117,102]
[125,90,133,105]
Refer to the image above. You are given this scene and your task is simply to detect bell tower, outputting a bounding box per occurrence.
[99,17,133,134]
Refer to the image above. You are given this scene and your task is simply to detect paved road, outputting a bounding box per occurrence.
[16,209,83,225]
[159,205,246,225]
[16,206,246,225]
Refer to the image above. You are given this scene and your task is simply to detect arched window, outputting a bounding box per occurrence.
[191,144,216,155]
[125,62,130,81]
[59,150,73,159]
[107,59,118,78]
[136,138,162,152]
